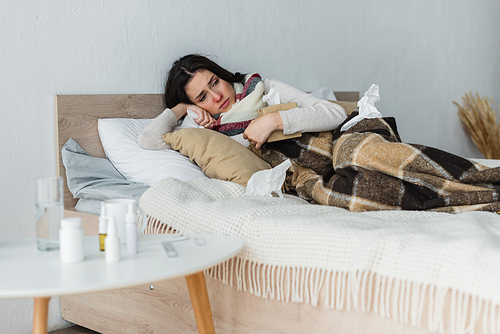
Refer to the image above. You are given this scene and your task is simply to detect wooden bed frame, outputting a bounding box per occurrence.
[55,93,447,334]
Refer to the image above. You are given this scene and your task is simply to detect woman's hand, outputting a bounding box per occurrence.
[186,104,215,128]
[171,103,215,128]
[243,113,283,149]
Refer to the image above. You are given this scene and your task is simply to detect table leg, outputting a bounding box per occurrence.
[185,272,215,334]
[33,297,51,334]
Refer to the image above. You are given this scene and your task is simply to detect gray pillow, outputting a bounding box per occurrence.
[61,138,149,201]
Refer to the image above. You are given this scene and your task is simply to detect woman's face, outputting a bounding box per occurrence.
[184,69,236,116]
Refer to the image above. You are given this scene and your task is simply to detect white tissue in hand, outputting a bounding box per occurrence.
[340,84,383,132]
[262,87,281,106]
[245,159,292,197]
[180,109,204,129]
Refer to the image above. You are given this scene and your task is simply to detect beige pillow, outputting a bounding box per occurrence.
[162,128,271,186]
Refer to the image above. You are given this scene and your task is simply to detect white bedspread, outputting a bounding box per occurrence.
[140,177,500,334]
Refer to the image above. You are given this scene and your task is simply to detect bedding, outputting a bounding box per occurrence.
[75,198,103,215]
[162,128,271,186]
[140,176,500,334]
[471,158,500,168]
[97,117,208,186]
[159,100,356,188]
[250,113,500,213]
[61,138,149,201]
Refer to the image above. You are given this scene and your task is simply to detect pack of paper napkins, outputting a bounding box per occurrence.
[244,84,382,197]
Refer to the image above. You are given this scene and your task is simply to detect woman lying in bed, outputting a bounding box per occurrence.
[138,54,500,213]
[137,54,348,150]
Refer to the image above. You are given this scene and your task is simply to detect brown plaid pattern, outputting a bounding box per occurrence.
[250,113,500,213]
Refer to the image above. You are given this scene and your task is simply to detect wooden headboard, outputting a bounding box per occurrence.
[55,94,166,210]
[54,92,359,211]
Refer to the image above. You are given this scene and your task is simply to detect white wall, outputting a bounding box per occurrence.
[1,1,499,332]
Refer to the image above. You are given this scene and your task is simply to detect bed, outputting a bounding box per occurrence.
[55,93,500,334]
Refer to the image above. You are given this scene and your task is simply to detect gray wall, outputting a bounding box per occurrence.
[1,1,499,332]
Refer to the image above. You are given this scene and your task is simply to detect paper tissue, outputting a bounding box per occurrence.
[262,87,281,106]
[340,84,382,132]
[179,109,204,129]
[244,159,292,198]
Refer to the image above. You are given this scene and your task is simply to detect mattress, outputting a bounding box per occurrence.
[139,177,500,334]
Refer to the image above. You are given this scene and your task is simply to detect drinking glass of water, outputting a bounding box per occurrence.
[35,176,64,251]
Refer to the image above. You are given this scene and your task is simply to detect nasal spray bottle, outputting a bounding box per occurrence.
[98,202,108,252]
[125,203,138,255]
[105,217,121,262]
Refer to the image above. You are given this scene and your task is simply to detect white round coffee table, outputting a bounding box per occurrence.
[0,234,243,334]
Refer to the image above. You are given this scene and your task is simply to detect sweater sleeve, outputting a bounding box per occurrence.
[264,78,348,135]
[137,108,177,150]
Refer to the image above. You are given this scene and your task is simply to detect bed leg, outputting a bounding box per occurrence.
[185,271,215,334]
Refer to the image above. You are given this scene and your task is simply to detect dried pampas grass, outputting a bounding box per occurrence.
[454,91,500,159]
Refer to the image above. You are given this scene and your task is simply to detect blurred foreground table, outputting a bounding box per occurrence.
[0,234,243,334]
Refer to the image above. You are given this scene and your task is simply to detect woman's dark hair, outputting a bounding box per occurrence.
[164,54,245,108]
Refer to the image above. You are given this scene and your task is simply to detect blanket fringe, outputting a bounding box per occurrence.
[145,217,500,334]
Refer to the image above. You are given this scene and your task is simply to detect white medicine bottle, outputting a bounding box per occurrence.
[59,217,85,263]
[105,217,121,262]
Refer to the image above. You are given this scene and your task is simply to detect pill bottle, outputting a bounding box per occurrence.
[59,217,85,263]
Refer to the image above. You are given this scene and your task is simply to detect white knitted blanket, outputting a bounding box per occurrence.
[140,177,500,334]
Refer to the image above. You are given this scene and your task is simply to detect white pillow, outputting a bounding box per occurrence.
[469,158,500,168]
[98,118,208,186]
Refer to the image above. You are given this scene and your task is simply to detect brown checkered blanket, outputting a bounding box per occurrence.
[249,113,500,213]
